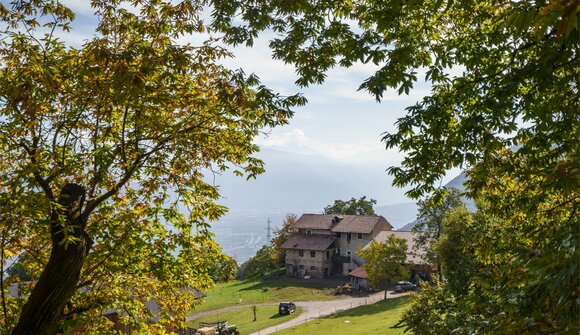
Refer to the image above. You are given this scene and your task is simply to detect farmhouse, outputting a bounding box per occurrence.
[349,230,433,290]
[281,214,392,277]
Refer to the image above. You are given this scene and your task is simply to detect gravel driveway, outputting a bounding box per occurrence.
[187,290,407,335]
[247,291,402,335]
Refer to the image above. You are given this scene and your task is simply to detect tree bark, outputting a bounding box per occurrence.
[12,183,92,335]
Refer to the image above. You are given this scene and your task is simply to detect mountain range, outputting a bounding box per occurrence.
[207,148,468,262]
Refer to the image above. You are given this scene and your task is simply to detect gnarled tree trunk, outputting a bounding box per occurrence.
[12,183,92,335]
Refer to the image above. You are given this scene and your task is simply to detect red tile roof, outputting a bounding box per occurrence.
[348,266,368,279]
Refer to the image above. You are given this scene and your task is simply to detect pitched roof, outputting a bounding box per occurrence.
[331,215,391,233]
[280,234,336,251]
[348,266,368,279]
[292,214,392,233]
[371,230,428,265]
[291,214,336,230]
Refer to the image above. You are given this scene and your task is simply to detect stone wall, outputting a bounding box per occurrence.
[285,249,332,278]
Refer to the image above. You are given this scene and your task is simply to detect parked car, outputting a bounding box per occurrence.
[278,301,296,315]
[395,281,417,292]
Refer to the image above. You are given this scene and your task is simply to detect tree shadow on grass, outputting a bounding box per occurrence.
[269,309,303,320]
[239,277,334,292]
[268,313,287,320]
[327,296,410,319]
[230,279,261,287]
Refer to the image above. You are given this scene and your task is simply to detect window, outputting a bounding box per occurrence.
[310,251,316,257]
[306,230,312,235]
[346,250,352,263]
[299,265,304,270]
[299,250,304,257]
[326,251,330,259]
[335,232,342,238]
[357,233,363,240]
[310,266,316,270]
[298,229,305,233]
[347,233,352,242]
[336,248,341,255]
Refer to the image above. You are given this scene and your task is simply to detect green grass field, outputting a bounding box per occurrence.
[274,297,410,335]
[194,278,336,312]
[188,305,302,334]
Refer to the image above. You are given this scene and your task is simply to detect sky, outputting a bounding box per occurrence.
[58,1,424,158]
[40,1,460,206]
[217,32,434,163]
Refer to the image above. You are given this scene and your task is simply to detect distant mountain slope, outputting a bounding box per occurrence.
[398,171,474,231]
[206,148,418,261]
[375,202,418,230]
[211,148,411,213]
[445,171,468,192]
[399,220,417,232]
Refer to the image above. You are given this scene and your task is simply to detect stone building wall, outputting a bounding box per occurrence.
[285,249,332,278]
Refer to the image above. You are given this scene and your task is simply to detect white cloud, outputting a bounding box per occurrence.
[255,129,312,148]
[225,46,300,89]
[61,0,95,17]
[307,86,431,104]
[320,141,382,160]
[254,128,405,164]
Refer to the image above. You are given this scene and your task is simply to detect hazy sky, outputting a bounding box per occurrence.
[49,1,461,205]
[57,1,423,159]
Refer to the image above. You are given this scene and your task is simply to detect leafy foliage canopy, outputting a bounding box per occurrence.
[323,196,377,216]
[210,0,579,199]
[0,0,304,332]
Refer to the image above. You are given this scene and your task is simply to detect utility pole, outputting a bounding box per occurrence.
[265,218,272,241]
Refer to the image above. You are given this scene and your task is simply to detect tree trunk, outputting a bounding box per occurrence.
[12,183,91,335]
[384,289,387,300]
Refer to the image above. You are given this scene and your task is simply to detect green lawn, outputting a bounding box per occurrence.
[194,278,336,312]
[188,305,302,334]
[274,297,410,335]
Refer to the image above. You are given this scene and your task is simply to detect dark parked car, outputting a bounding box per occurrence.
[395,281,417,292]
[279,301,296,315]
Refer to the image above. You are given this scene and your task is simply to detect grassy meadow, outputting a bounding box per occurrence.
[194,278,337,312]
[274,297,410,335]
[188,305,302,334]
